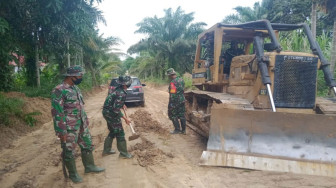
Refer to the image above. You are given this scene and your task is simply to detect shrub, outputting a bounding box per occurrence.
[0,93,24,125]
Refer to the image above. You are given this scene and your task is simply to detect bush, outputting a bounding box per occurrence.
[0,93,24,125]
[0,93,41,127]
[24,111,42,127]
[183,75,193,90]
[78,73,94,92]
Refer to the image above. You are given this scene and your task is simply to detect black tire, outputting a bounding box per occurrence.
[140,100,145,107]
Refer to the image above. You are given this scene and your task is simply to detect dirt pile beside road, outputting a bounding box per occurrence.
[129,109,169,137]
[0,92,52,151]
[129,137,174,167]
[129,110,173,167]
[3,92,52,126]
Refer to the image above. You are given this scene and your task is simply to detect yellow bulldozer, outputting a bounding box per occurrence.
[185,20,336,177]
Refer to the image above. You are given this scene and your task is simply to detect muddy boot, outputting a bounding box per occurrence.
[117,138,133,159]
[170,119,181,134]
[180,118,186,135]
[65,159,83,183]
[102,136,116,156]
[81,150,105,173]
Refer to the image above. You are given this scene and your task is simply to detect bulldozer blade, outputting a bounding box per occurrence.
[200,108,336,177]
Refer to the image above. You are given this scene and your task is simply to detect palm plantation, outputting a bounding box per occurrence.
[127,7,206,79]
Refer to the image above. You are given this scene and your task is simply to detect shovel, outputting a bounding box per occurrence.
[123,108,140,141]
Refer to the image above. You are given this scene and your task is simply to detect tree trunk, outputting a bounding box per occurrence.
[330,19,336,73]
[88,61,98,86]
[67,36,70,67]
[81,48,83,67]
[35,37,40,88]
[311,1,317,39]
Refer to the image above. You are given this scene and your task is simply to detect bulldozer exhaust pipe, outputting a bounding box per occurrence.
[266,84,276,112]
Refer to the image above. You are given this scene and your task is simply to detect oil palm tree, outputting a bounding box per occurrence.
[222,2,268,24]
[128,6,206,77]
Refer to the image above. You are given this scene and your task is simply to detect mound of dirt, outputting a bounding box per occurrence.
[129,109,169,137]
[3,92,52,126]
[0,92,52,151]
[129,137,174,167]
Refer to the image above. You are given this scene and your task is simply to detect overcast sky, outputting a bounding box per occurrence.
[97,0,259,56]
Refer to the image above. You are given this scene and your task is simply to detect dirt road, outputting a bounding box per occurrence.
[1,86,336,188]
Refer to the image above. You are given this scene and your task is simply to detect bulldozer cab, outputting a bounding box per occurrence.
[193,24,263,84]
[192,20,336,111]
[187,20,336,177]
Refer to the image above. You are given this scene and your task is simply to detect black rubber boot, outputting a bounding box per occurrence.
[170,119,181,134]
[102,136,116,156]
[81,150,105,173]
[117,137,132,159]
[180,118,186,135]
[65,159,83,183]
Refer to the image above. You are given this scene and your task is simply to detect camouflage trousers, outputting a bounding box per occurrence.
[102,112,125,141]
[63,125,93,161]
[168,102,186,121]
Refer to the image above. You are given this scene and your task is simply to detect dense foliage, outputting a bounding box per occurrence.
[127,7,207,79]
[0,0,122,96]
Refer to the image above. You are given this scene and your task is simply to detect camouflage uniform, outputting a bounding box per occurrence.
[102,75,133,158]
[51,67,93,160]
[51,66,104,183]
[167,68,187,134]
[102,86,127,138]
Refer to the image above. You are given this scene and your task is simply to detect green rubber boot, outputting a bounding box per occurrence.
[65,159,83,183]
[170,119,181,134]
[180,118,186,135]
[117,138,133,159]
[102,136,116,156]
[81,150,105,173]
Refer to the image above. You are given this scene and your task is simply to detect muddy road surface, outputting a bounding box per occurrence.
[1,86,336,188]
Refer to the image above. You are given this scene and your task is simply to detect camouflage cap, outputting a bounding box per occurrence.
[64,65,84,76]
[166,68,176,76]
[117,75,131,86]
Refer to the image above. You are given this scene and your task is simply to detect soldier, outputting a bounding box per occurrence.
[102,75,133,158]
[51,65,105,183]
[166,68,187,134]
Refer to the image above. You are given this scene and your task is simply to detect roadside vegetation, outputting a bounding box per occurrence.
[0,93,40,127]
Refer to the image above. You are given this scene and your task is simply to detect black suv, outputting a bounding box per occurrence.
[108,76,146,107]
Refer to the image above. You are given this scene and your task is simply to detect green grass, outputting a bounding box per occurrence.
[0,93,24,125]
[0,93,42,127]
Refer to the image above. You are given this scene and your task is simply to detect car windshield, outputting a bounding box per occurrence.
[131,78,141,86]
[110,79,118,86]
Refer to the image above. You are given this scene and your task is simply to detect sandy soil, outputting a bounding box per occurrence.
[1,85,336,188]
